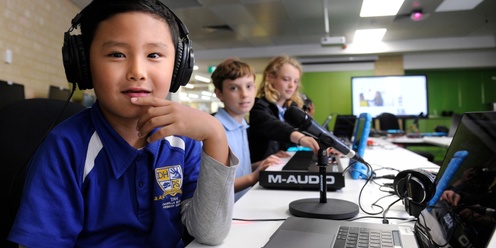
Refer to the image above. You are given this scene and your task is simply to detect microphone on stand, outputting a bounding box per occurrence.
[283,106,361,220]
[284,106,367,165]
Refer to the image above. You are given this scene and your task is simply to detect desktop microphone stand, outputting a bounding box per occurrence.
[288,145,359,220]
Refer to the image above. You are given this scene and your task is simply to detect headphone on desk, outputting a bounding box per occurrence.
[61,0,194,92]
[393,169,436,217]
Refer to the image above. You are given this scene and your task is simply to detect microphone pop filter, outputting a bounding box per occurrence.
[284,106,309,129]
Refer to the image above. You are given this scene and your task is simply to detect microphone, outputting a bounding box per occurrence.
[284,106,367,164]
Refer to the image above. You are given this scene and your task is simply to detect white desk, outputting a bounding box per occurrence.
[187,141,438,248]
[423,136,452,148]
[387,136,452,148]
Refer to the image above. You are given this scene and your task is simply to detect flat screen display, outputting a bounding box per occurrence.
[351,75,428,117]
[48,85,70,101]
[0,80,25,109]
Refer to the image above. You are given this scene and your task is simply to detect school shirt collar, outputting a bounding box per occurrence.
[216,108,249,131]
[277,104,286,121]
[90,102,159,179]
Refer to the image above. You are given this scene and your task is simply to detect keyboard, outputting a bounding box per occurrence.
[334,226,402,248]
[259,151,345,190]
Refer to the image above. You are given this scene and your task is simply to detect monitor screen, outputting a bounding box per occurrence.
[351,75,428,118]
[332,115,357,141]
[48,85,70,101]
[0,80,25,109]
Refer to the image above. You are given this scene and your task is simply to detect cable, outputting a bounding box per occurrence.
[7,84,77,211]
[358,161,387,215]
[382,198,402,224]
[349,215,416,222]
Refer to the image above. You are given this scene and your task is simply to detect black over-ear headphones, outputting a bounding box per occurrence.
[393,169,436,217]
[61,2,194,92]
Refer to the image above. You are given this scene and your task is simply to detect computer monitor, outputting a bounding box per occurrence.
[48,85,70,101]
[349,113,372,179]
[0,80,25,110]
[415,111,496,248]
[332,115,357,143]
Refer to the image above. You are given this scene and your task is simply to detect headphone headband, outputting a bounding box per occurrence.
[62,0,194,92]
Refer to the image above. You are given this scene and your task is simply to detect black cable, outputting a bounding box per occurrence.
[370,194,397,214]
[7,84,77,209]
[349,215,416,222]
[358,161,386,215]
[382,198,402,224]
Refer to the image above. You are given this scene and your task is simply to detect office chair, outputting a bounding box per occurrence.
[377,112,401,131]
[0,98,85,247]
[377,112,435,162]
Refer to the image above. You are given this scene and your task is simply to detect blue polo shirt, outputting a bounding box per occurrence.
[9,103,201,248]
[214,108,251,201]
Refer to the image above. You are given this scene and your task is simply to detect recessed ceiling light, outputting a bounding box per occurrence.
[353,29,387,43]
[436,0,483,12]
[360,0,405,17]
[194,75,211,83]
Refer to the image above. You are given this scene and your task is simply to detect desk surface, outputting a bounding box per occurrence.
[422,136,452,148]
[187,139,439,248]
[387,136,452,148]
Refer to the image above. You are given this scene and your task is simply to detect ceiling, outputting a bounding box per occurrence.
[69,0,496,81]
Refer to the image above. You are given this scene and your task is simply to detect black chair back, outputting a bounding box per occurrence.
[0,98,85,247]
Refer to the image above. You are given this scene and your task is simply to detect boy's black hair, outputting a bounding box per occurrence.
[63,0,194,91]
[79,0,180,58]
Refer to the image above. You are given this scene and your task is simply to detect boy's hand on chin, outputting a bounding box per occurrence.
[131,96,218,143]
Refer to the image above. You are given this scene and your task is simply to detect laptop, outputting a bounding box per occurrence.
[332,115,357,146]
[447,113,462,137]
[264,111,496,248]
[0,80,25,110]
[349,113,372,179]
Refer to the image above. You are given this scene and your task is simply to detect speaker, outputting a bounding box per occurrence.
[393,169,436,217]
[61,1,194,92]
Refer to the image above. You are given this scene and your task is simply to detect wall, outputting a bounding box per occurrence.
[0,0,80,99]
[301,65,496,131]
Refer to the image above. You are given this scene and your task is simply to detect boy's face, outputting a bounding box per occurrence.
[215,75,256,120]
[89,12,175,122]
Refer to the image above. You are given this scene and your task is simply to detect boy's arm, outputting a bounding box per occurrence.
[200,116,230,166]
[181,150,238,245]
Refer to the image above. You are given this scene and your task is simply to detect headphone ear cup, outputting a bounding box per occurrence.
[62,33,92,90]
[169,39,194,93]
[393,169,436,217]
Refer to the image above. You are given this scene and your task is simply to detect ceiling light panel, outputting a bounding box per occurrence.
[360,0,405,17]
[435,0,483,12]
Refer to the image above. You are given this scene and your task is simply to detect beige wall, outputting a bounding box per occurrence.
[0,0,80,98]
[374,55,404,76]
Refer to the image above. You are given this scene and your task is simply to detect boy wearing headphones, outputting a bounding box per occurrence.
[8,0,238,247]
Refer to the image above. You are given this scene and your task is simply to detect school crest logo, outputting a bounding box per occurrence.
[155,165,183,198]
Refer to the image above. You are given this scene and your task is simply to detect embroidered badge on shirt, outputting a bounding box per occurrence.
[155,165,183,203]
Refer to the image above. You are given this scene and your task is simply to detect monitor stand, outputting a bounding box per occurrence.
[288,148,359,220]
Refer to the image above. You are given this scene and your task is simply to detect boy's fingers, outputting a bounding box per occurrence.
[131,96,168,106]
